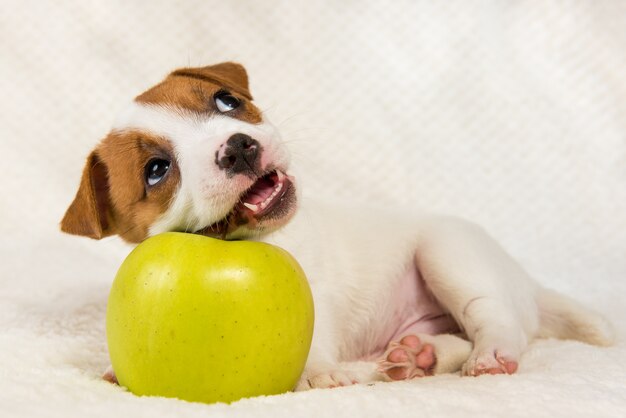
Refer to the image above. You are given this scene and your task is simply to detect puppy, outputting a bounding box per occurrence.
[61,62,614,390]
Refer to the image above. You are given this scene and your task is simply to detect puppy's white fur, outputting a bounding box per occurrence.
[113,102,615,389]
[114,102,289,235]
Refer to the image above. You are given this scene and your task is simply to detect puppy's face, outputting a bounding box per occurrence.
[61,62,296,243]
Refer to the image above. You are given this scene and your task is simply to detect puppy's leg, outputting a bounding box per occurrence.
[377,333,472,381]
[415,216,540,376]
[295,293,361,391]
[297,333,472,388]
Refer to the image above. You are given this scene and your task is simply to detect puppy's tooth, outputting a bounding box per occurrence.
[276,170,285,181]
[243,202,259,212]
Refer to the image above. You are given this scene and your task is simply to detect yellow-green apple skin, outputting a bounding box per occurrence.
[106,232,314,404]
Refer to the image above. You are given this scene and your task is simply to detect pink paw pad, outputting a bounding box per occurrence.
[377,335,437,381]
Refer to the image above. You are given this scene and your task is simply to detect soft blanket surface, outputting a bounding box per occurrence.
[1,1,625,417]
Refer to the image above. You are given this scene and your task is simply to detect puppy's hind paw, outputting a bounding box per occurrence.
[462,348,518,376]
[377,335,437,381]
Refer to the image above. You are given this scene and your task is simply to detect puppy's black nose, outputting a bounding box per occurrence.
[216,134,260,176]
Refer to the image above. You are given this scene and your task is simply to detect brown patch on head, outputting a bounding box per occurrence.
[61,131,180,243]
[136,62,262,124]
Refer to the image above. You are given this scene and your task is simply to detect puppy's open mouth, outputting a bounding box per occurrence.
[238,170,291,217]
[196,170,295,238]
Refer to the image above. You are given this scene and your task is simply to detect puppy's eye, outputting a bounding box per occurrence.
[214,92,240,113]
[145,159,170,187]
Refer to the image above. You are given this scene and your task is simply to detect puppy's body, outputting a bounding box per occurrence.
[62,63,614,389]
[265,201,541,385]
[265,202,459,360]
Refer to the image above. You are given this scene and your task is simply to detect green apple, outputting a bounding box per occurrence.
[106,232,314,404]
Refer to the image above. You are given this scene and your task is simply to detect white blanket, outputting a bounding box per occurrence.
[1,1,625,416]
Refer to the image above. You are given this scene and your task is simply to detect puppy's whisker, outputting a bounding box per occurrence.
[181,202,199,234]
[280,126,329,134]
[275,112,311,128]
[279,138,316,146]
[258,104,277,115]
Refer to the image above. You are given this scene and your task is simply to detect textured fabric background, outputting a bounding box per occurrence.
[1,1,625,417]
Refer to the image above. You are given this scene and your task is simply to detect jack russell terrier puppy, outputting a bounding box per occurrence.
[61,62,614,390]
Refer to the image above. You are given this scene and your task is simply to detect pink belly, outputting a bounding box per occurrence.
[361,263,459,360]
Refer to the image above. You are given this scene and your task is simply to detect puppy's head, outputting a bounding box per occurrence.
[61,62,296,243]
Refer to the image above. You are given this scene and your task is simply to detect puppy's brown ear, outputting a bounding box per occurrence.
[60,150,116,239]
[172,62,252,99]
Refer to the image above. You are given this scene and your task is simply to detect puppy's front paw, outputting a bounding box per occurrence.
[295,364,358,391]
[102,366,119,385]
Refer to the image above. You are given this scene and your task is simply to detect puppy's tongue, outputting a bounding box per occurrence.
[237,170,288,218]
[242,175,278,206]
